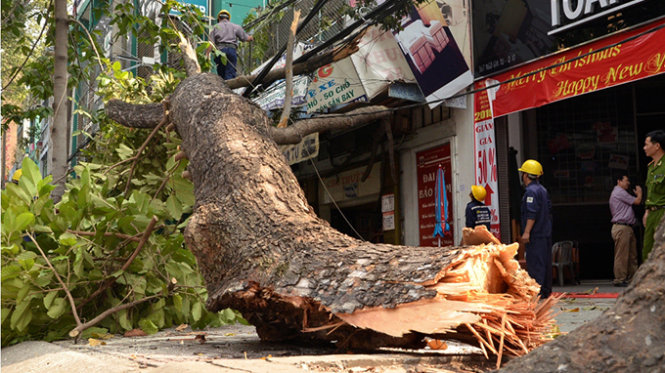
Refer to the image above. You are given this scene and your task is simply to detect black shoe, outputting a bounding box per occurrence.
[613,281,628,287]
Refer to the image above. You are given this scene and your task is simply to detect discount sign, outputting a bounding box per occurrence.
[473,80,500,239]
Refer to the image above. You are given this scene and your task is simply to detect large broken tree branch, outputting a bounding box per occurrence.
[105,101,165,128]
[270,106,391,145]
[106,72,557,362]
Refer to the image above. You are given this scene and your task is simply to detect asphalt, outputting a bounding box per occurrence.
[0,280,622,373]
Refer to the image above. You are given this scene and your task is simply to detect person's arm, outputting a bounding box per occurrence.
[633,185,643,205]
[522,219,535,243]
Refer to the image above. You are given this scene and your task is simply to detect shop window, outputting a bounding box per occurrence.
[535,85,636,205]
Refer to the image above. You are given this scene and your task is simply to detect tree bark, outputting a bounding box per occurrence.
[51,0,69,202]
[106,73,552,355]
[498,219,665,372]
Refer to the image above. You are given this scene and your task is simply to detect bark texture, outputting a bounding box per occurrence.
[498,219,665,373]
[107,73,551,354]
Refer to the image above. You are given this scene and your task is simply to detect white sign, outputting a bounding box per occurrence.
[306,59,367,113]
[473,81,500,239]
[253,76,310,111]
[279,132,319,166]
[549,0,645,35]
[381,194,395,213]
[382,212,395,231]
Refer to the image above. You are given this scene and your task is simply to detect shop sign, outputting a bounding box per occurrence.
[253,76,310,111]
[381,194,395,232]
[319,163,381,204]
[390,0,472,108]
[416,144,454,247]
[279,132,318,166]
[489,19,665,118]
[550,0,645,35]
[306,59,368,113]
[473,81,501,239]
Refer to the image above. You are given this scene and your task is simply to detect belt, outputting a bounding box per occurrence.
[217,42,237,49]
[613,222,633,227]
[647,205,665,211]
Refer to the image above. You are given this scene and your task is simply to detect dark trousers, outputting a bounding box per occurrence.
[525,236,553,298]
[214,47,238,80]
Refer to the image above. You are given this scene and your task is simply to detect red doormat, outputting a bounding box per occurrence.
[551,292,619,299]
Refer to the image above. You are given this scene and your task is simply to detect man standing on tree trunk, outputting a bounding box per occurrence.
[206,9,253,80]
[642,130,665,261]
[609,174,641,287]
[519,159,552,298]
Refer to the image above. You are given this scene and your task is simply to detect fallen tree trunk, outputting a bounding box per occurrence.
[498,219,665,372]
[106,73,555,362]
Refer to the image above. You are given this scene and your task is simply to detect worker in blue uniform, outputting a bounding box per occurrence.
[465,185,491,230]
[519,159,553,298]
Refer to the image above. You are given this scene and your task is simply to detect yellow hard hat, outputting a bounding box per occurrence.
[471,185,486,202]
[518,159,543,176]
[12,169,22,182]
[218,9,230,19]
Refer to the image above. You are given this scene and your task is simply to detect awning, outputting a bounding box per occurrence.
[483,19,665,117]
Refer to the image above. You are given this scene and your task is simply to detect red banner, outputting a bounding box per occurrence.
[489,20,665,117]
[416,144,453,247]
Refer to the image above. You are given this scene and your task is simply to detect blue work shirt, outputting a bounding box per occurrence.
[465,200,491,230]
[521,180,552,238]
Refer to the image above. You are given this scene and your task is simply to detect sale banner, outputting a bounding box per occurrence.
[416,144,454,247]
[473,80,500,239]
[490,19,665,117]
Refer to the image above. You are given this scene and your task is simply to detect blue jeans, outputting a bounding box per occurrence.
[214,47,237,80]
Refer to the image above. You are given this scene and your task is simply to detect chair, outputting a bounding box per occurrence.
[552,241,577,286]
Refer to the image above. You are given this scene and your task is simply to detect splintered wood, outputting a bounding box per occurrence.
[334,226,558,369]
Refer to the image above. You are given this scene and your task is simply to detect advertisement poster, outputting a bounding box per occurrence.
[392,0,473,108]
[351,25,417,99]
[306,59,368,113]
[416,144,453,247]
[473,80,501,239]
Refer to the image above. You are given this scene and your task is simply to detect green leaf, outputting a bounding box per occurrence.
[19,158,41,197]
[220,308,236,324]
[10,299,32,329]
[191,301,203,322]
[58,232,78,246]
[1,264,22,281]
[165,195,182,221]
[138,319,159,335]
[44,291,58,309]
[81,327,109,340]
[15,211,35,231]
[1,308,10,324]
[46,297,67,319]
[116,143,134,160]
[117,309,133,330]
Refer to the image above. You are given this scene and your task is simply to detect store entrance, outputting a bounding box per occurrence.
[330,201,383,243]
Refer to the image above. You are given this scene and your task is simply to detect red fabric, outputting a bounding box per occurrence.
[486,19,665,117]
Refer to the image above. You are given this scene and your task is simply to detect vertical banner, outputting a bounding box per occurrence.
[473,80,501,239]
[416,144,454,247]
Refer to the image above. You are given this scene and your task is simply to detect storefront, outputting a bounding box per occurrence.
[472,0,665,278]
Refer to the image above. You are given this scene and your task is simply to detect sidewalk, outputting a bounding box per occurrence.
[1,280,619,373]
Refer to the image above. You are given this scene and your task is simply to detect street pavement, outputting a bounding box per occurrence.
[1,280,622,373]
